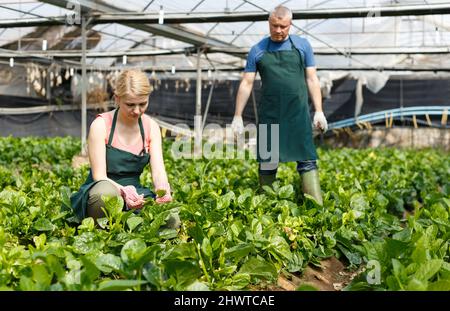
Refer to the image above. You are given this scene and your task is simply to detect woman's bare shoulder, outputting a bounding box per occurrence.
[89,116,107,138]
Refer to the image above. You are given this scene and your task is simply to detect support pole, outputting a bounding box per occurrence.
[81,17,87,156]
[400,78,404,125]
[202,75,216,129]
[46,64,52,102]
[194,47,202,158]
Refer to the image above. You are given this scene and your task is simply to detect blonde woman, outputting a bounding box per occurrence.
[70,69,177,226]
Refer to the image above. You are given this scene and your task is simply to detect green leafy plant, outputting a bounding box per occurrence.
[0,137,448,291]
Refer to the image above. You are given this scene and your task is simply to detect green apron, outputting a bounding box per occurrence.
[256,36,317,163]
[70,108,154,221]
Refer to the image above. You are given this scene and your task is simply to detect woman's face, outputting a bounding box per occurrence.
[116,94,149,121]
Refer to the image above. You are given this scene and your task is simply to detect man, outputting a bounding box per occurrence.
[231,5,327,205]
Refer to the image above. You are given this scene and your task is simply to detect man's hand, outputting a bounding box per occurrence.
[231,116,244,134]
[313,112,328,132]
[120,185,145,209]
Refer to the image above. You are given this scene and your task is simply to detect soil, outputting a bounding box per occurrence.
[250,257,361,291]
[286,257,360,291]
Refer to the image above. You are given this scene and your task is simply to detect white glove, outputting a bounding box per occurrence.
[231,116,244,134]
[313,112,328,132]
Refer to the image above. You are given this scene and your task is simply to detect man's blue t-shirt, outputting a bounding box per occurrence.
[244,35,315,72]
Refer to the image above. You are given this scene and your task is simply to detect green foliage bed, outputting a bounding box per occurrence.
[0,136,448,291]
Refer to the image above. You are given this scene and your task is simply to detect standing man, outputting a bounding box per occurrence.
[231,5,327,205]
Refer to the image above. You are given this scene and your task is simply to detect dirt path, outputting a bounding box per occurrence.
[252,257,361,291]
[281,257,361,291]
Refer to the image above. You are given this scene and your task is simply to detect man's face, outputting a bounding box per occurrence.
[269,15,291,42]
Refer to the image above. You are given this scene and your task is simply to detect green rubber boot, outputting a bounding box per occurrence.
[300,169,323,205]
[259,173,276,191]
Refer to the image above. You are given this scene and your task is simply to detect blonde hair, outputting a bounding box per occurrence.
[114,69,152,98]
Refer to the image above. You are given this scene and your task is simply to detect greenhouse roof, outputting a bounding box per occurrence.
[0,0,450,74]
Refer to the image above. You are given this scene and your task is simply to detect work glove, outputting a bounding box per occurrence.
[313,111,328,132]
[231,116,244,134]
[120,185,145,209]
[155,182,173,204]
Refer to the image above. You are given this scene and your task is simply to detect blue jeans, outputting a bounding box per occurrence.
[259,160,318,175]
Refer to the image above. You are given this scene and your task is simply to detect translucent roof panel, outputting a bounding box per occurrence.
[109,0,449,12]
[0,0,449,72]
[0,27,37,46]
[0,1,74,18]
[90,24,155,52]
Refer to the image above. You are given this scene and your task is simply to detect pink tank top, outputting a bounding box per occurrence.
[96,111,151,155]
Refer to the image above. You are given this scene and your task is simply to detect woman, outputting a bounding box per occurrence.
[70,69,175,224]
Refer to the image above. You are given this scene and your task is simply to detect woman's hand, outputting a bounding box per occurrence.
[155,191,173,204]
[120,185,145,209]
[148,118,173,204]
[155,183,172,204]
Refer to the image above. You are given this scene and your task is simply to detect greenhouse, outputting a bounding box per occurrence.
[0,0,449,297]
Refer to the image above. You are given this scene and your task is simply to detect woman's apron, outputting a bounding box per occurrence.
[70,108,154,221]
[256,36,317,163]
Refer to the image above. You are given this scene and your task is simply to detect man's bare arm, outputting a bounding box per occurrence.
[234,72,256,116]
[305,67,322,113]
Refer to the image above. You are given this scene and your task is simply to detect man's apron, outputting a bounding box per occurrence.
[256,36,317,163]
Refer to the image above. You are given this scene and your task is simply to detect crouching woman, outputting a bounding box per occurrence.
[70,69,175,225]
